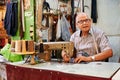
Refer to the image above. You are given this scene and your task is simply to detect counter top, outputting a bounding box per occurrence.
[8,61,120,79]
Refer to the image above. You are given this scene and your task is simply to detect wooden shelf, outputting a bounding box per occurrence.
[12,51,35,55]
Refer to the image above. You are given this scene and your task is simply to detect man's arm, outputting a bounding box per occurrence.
[74,49,113,63]
[92,49,113,61]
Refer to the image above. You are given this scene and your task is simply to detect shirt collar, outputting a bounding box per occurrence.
[79,28,92,37]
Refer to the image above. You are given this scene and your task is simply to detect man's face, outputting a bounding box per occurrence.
[76,14,91,32]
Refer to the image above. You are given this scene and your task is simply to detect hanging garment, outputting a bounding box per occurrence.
[60,15,71,41]
[42,1,50,27]
[43,1,50,12]
[91,0,98,23]
[4,2,18,36]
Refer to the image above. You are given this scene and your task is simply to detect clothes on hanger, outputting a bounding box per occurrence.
[4,1,18,36]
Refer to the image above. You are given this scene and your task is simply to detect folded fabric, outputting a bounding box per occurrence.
[0,43,23,62]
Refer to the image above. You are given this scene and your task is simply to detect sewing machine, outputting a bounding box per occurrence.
[25,41,74,64]
[42,41,74,61]
[33,41,74,62]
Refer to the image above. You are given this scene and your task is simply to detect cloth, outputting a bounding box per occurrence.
[4,2,18,36]
[43,1,50,12]
[70,26,112,56]
[91,0,98,23]
[0,43,23,62]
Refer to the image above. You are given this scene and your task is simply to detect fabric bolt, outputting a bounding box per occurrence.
[27,40,34,52]
[15,40,22,52]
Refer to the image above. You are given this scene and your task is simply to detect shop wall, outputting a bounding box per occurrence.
[84,0,120,62]
[98,0,120,62]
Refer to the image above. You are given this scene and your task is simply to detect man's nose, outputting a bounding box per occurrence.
[83,21,86,24]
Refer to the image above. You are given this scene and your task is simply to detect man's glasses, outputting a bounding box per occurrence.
[77,19,90,24]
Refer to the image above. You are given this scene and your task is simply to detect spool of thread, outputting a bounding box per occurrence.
[27,40,34,52]
[45,51,51,61]
[11,40,15,48]
[22,40,26,53]
[15,40,22,52]
[11,40,15,52]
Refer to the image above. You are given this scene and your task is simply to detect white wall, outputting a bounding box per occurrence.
[84,0,120,62]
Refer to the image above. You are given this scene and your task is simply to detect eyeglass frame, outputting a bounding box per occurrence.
[77,19,91,24]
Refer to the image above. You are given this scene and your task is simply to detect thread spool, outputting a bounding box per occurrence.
[11,40,15,52]
[15,40,22,52]
[22,40,26,53]
[27,40,34,52]
[44,51,51,61]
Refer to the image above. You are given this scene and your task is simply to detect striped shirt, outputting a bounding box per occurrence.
[70,26,112,57]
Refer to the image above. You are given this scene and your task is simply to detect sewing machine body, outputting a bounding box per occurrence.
[26,41,74,64]
[43,41,74,57]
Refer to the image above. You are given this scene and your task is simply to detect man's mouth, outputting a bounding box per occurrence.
[83,26,88,28]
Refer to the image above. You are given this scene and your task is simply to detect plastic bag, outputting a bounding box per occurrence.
[60,15,71,41]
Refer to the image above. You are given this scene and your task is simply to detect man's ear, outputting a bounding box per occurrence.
[76,23,78,27]
[75,23,78,28]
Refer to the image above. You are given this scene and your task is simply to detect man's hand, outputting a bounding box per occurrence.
[61,50,70,63]
[74,56,92,63]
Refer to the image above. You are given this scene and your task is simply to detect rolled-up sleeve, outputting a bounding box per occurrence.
[98,32,112,52]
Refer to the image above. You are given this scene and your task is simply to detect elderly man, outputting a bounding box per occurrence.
[62,12,113,63]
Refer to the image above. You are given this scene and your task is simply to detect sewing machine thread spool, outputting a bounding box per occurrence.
[11,40,15,48]
[15,40,22,52]
[44,51,51,61]
[22,40,26,53]
[11,40,15,52]
[27,40,34,52]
